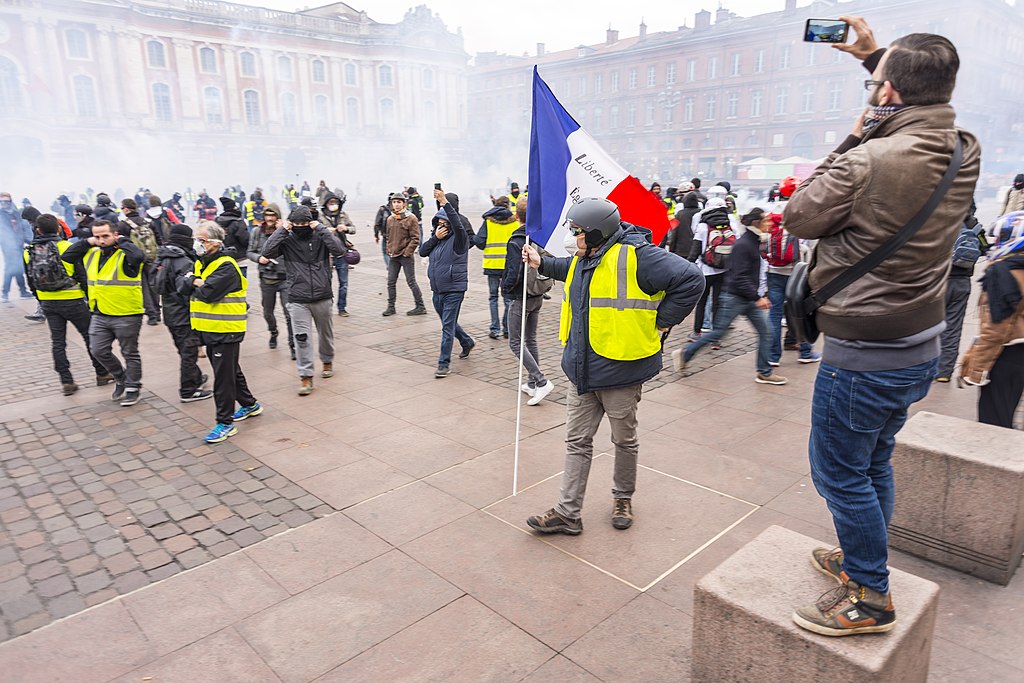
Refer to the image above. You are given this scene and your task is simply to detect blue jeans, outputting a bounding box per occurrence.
[380,238,390,267]
[684,291,773,376]
[766,272,812,361]
[334,258,349,312]
[431,291,473,368]
[487,271,509,335]
[808,359,938,594]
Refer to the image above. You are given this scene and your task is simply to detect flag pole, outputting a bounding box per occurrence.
[511,236,531,496]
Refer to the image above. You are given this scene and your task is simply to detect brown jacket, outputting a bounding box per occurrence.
[1001,187,1024,216]
[385,212,420,258]
[960,268,1024,385]
[785,104,980,340]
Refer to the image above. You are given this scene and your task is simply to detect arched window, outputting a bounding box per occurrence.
[147,40,166,68]
[65,29,89,59]
[345,97,360,127]
[311,59,326,83]
[277,55,292,81]
[152,83,172,121]
[203,86,222,124]
[422,68,434,90]
[0,58,23,116]
[199,47,217,74]
[314,95,330,128]
[344,63,357,86]
[239,51,256,77]
[378,64,393,87]
[281,92,298,128]
[243,90,261,126]
[379,98,395,129]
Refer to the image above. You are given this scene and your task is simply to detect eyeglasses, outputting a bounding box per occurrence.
[564,220,587,236]
[863,80,886,91]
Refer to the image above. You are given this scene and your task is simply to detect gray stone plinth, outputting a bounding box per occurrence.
[890,411,1024,585]
[693,525,939,683]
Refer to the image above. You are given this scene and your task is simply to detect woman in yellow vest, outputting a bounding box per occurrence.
[24,214,109,395]
[472,195,519,338]
[183,222,261,443]
[520,197,705,536]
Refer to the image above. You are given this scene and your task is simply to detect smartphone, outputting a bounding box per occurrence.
[804,18,849,43]
[434,183,442,190]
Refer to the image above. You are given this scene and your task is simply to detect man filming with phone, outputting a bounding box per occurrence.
[783,16,980,637]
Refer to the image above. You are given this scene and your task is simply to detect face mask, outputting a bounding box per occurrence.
[293,226,313,239]
[193,239,206,256]
[327,204,339,212]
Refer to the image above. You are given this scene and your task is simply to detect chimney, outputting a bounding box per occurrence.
[695,9,711,30]
[606,28,619,45]
[639,20,647,41]
[716,8,729,24]
[785,0,797,10]
[536,42,545,56]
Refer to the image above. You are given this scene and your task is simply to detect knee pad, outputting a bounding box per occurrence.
[296,333,308,345]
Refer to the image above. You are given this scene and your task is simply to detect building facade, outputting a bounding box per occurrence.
[468,0,1024,189]
[0,0,469,194]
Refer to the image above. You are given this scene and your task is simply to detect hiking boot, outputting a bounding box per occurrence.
[96,373,115,387]
[755,373,788,385]
[459,340,475,359]
[527,381,554,406]
[321,362,334,379]
[203,422,237,444]
[298,376,314,396]
[382,305,396,317]
[111,380,126,402]
[407,305,427,316]
[120,389,141,407]
[792,578,896,637]
[181,389,213,403]
[611,498,633,529]
[434,365,450,378]
[231,402,263,421]
[62,383,79,396]
[269,333,278,349]
[526,508,583,535]
[811,547,845,583]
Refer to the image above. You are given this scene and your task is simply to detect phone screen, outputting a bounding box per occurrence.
[434,183,442,190]
[804,19,849,43]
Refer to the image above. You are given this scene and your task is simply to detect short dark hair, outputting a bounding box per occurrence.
[92,220,114,231]
[36,214,60,234]
[121,198,137,210]
[885,33,959,105]
[691,178,701,189]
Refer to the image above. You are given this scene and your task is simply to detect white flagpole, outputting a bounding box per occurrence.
[511,236,531,496]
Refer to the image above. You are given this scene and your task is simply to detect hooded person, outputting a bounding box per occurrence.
[0,191,33,300]
[248,202,294,357]
[53,194,76,228]
[1001,173,1024,216]
[215,196,251,275]
[472,195,518,338]
[146,195,179,245]
[685,197,734,339]
[94,193,119,225]
[72,204,95,241]
[164,192,185,222]
[154,223,210,403]
[666,191,701,258]
[319,191,356,316]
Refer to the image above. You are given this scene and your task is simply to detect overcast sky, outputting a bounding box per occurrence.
[240,0,816,57]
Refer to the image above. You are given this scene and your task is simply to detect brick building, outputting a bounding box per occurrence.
[468,0,1024,188]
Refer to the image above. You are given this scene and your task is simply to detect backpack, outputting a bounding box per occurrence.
[702,222,736,269]
[28,242,77,292]
[951,223,983,269]
[526,244,554,297]
[763,213,798,267]
[126,218,158,263]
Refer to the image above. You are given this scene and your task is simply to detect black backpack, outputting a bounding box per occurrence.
[28,242,77,292]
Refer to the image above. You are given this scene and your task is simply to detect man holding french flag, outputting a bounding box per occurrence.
[522,68,705,535]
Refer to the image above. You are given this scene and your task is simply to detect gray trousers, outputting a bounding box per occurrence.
[556,384,642,520]
[89,313,143,389]
[938,276,972,378]
[508,296,546,388]
[386,255,423,307]
[287,299,334,378]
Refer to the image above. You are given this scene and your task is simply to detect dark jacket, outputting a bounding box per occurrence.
[62,236,146,315]
[0,206,32,256]
[154,241,196,328]
[247,228,288,284]
[373,204,389,242]
[24,235,85,294]
[215,210,251,263]
[419,204,468,293]
[539,223,705,393]
[724,230,763,301]
[73,215,95,241]
[667,193,701,257]
[93,201,118,225]
[473,205,518,274]
[443,192,474,236]
[261,225,344,303]
[319,192,354,258]
[177,248,244,345]
[502,226,539,300]
[116,210,146,239]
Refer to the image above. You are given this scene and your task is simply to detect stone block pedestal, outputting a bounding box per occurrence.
[890,411,1024,585]
[693,525,939,683]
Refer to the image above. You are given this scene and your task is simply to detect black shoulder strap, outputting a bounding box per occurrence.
[807,133,964,312]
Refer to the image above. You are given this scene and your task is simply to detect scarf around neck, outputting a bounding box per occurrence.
[862,104,907,134]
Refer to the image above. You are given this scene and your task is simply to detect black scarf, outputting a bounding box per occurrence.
[982,254,1024,323]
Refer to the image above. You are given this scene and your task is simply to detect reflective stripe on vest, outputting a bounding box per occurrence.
[558,243,664,361]
[24,240,85,300]
[189,257,248,333]
[84,248,143,315]
[482,218,519,271]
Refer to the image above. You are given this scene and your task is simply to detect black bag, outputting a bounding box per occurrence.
[785,135,965,344]
[28,242,77,292]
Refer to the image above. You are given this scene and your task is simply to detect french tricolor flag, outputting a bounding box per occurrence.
[526,67,670,255]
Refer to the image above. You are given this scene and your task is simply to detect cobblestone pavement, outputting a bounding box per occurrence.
[0,305,93,406]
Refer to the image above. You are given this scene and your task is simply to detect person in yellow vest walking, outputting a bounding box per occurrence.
[522,197,705,534]
[61,219,147,406]
[473,195,519,338]
[181,222,261,443]
[25,214,110,395]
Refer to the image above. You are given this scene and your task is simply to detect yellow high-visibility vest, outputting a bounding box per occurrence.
[482,218,519,271]
[84,248,143,315]
[244,200,265,223]
[559,242,664,361]
[189,256,247,333]
[23,240,84,301]
[508,192,525,208]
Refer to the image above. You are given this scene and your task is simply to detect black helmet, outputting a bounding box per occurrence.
[566,198,620,241]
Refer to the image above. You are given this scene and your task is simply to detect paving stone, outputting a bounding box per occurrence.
[26,560,63,582]
[137,550,174,572]
[208,539,241,558]
[146,563,182,582]
[136,510,170,528]
[150,523,183,541]
[230,528,265,548]
[103,552,139,577]
[35,574,74,599]
[162,535,198,554]
[66,555,101,577]
[215,516,248,535]
[74,570,112,595]
[176,548,213,569]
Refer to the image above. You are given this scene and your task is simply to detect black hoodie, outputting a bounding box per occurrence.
[215,209,250,262]
[319,192,354,256]
[155,239,197,327]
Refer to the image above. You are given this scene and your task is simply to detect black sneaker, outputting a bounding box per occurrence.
[111,381,126,402]
[434,365,450,378]
[458,340,475,359]
[382,306,396,317]
[269,333,278,349]
[526,508,583,535]
[407,305,427,316]
[120,389,141,407]
[146,318,160,326]
[181,389,214,403]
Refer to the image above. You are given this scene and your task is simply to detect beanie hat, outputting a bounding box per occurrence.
[288,206,313,223]
[300,197,315,207]
[96,193,111,206]
[219,196,237,211]
[21,206,41,224]
[264,202,282,217]
[74,203,93,215]
[170,223,193,238]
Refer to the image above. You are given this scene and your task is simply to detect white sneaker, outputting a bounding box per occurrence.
[768,360,781,367]
[520,383,536,397]
[528,381,554,406]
